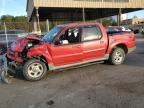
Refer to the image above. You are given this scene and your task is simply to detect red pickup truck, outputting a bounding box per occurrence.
[7,22,136,81]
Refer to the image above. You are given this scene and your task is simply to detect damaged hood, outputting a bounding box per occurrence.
[26,35,40,41]
[10,35,41,52]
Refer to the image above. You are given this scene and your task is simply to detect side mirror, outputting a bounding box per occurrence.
[54,40,61,45]
[54,40,69,45]
[62,40,69,45]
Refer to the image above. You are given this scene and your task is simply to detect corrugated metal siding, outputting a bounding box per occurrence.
[33,0,144,8]
[27,0,144,20]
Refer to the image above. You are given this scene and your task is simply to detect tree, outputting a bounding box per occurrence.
[102,17,117,27]
[14,16,27,22]
[0,15,27,22]
[110,18,117,26]
[1,15,14,22]
[133,16,138,18]
[0,15,28,31]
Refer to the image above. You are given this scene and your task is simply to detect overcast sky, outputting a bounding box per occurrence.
[0,0,144,19]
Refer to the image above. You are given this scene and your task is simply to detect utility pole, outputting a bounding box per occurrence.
[82,7,85,22]
[36,7,41,35]
[117,8,122,26]
[82,0,86,22]
[46,19,50,32]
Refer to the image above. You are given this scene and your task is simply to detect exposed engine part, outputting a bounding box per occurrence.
[19,40,41,59]
[26,40,41,49]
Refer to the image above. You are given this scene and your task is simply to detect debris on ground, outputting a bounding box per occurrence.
[0,54,13,84]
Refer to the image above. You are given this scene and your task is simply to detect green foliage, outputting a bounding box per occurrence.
[0,25,4,30]
[1,15,27,22]
[133,16,138,18]
[102,17,117,27]
[1,15,15,22]
[14,16,27,22]
[0,15,30,31]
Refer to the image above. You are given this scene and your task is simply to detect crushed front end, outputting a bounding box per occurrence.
[6,35,41,78]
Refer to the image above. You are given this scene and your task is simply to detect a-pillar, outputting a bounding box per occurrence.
[36,7,41,35]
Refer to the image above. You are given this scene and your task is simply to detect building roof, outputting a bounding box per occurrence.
[27,0,144,21]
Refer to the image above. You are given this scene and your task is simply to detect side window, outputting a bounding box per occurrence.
[82,25,102,41]
[58,27,81,45]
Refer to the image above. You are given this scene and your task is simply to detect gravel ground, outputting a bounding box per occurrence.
[0,34,144,108]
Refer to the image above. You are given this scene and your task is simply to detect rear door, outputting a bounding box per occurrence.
[81,25,107,60]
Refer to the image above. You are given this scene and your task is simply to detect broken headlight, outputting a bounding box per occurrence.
[27,43,33,48]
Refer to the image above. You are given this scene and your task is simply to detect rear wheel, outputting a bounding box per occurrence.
[108,47,126,65]
[23,59,48,81]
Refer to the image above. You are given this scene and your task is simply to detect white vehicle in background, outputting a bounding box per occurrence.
[106,26,132,35]
[120,26,131,32]
[107,26,131,32]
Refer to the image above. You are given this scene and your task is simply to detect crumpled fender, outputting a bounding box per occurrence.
[26,35,40,41]
[10,35,40,52]
[27,44,53,64]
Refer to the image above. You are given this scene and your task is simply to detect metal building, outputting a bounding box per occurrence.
[26,0,144,32]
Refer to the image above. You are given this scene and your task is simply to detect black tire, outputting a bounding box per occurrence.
[108,47,126,65]
[23,59,48,81]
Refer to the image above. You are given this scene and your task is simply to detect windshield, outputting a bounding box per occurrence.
[42,27,62,43]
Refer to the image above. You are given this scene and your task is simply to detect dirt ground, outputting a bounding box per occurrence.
[0,34,144,108]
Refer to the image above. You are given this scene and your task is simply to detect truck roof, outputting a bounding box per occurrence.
[57,22,100,28]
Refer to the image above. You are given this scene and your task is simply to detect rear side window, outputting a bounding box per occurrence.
[81,25,102,41]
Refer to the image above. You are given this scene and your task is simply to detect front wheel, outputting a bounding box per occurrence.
[23,59,48,81]
[108,47,126,65]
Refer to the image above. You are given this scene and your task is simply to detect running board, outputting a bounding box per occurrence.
[49,54,109,71]
[53,61,104,72]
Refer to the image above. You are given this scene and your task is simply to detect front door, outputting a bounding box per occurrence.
[50,27,83,66]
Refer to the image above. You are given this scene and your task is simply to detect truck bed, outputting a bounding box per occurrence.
[107,31,132,36]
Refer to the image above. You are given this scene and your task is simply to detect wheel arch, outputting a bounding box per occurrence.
[110,43,128,55]
[29,55,50,70]
[115,44,128,54]
[108,44,126,65]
